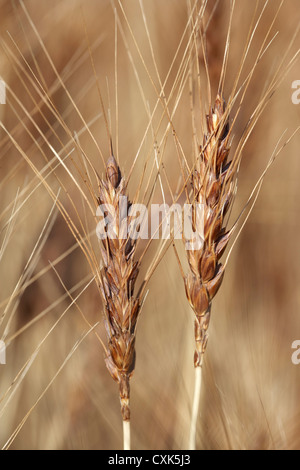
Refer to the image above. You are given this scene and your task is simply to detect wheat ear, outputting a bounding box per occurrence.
[97,155,140,450]
[185,94,233,449]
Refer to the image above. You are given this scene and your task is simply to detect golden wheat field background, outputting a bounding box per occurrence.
[0,0,300,450]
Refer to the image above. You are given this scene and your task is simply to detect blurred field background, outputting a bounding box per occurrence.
[0,0,300,450]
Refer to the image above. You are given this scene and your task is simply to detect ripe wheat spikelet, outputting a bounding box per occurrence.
[97,155,140,423]
[185,94,233,368]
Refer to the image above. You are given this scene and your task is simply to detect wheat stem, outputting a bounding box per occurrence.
[189,365,202,450]
[123,419,131,450]
[182,95,231,450]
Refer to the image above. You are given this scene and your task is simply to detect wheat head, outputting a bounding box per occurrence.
[98,155,140,424]
[185,94,232,367]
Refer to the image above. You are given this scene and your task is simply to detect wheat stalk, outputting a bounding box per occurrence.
[97,154,141,450]
[184,93,233,449]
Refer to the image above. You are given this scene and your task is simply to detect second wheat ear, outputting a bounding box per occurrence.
[185,94,234,449]
[98,155,141,450]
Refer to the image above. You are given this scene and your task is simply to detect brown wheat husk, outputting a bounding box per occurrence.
[97,155,140,422]
[185,93,233,367]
